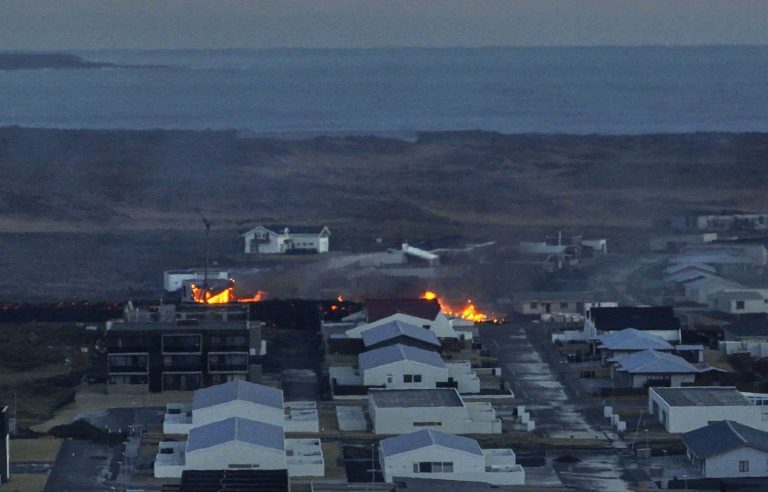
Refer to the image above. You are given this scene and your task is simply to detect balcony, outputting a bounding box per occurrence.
[108,364,148,374]
[208,363,248,373]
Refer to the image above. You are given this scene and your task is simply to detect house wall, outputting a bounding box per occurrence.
[517,300,583,316]
[363,360,448,389]
[628,373,695,389]
[719,340,768,358]
[713,296,768,315]
[380,445,484,483]
[372,405,500,435]
[701,446,768,478]
[185,441,287,471]
[649,392,768,433]
[192,401,284,429]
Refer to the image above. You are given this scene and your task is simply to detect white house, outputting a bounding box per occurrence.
[154,417,324,478]
[360,320,441,351]
[379,429,524,486]
[242,225,330,254]
[584,306,681,342]
[369,388,501,435]
[683,275,744,305]
[344,312,462,341]
[163,269,229,292]
[711,290,768,315]
[649,386,768,433]
[593,328,674,363]
[163,380,319,434]
[609,350,700,388]
[683,420,768,478]
[720,319,768,358]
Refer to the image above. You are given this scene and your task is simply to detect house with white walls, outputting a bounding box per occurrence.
[609,350,701,388]
[369,388,501,435]
[649,386,768,433]
[711,290,768,314]
[162,380,319,434]
[683,420,768,478]
[242,225,330,254]
[154,417,323,478]
[379,429,524,485]
[584,306,681,342]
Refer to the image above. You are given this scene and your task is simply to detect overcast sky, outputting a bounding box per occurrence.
[3,0,768,50]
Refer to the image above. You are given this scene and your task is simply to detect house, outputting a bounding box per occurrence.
[720,318,768,357]
[682,275,744,305]
[241,225,331,254]
[344,312,462,341]
[669,213,768,232]
[649,386,768,433]
[650,234,718,253]
[585,306,681,342]
[163,380,319,434]
[663,263,717,284]
[369,388,501,434]
[683,420,768,478]
[509,291,602,317]
[711,290,768,315]
[105,319,262,393]
[593,328,674,363]
[154,417,324,478]
[609,350,700,388]
[379,429,524,486]
[361,320,441,351]
[663,262,717,277]
[680,243,768,267]
[0,405,8,484]
[329,344,480,395]
[163,269,230,293]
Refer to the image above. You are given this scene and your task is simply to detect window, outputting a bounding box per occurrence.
[413,374,422,383]
[736,301,745,310]
[414,462,453,473]
[404,374,413,383]
[560,302,569,309]
[386,375,393,384]
[530,302,538,309]
[740,460,749,472]
[413,421,442,427]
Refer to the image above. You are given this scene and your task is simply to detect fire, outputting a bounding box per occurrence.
[190,279,266,304]
[420,290,496,322]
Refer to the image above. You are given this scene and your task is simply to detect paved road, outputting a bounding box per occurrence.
[481,322,634,491]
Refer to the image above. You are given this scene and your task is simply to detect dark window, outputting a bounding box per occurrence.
[560,302,569,309]
[736,301,745,310]
[740,460,749,472]
[403,374,413,383]
[413,374,422,383]
[418,462,432,473]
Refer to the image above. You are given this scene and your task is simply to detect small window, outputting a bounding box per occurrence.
[403,374,413,383]
[413,463,419,473]
[736,301,745,310]
[740,460,749,472]
[560,302,568,309]
[413,374,422,383]
[418,462,432,473]
[530,302,538,309]
[443,462,453,473]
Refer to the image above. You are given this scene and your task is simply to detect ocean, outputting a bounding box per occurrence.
[1,46,767,136]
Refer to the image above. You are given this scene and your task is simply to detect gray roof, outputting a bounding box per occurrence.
[683,421,768,459]
[652,387,752,407]
[244,225,330,236]
[186,417,284,453]
[595,328,674,351]
[359,344,445,371]
[108,320,247,332]
[192,380,284,411]
[612,350,698,374]
[369,388,464,408]
[361,320,440,348]
[380,429,482,457]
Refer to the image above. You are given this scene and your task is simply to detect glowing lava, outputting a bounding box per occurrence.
[420,290,495,322]
[190,279,266,304]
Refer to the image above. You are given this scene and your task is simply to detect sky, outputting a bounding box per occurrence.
[2,0,768,50]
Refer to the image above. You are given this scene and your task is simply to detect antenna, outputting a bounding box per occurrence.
[195,208,213,290]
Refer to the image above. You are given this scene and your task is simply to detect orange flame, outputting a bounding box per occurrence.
[190,279,266,304]
[420,290,494,322]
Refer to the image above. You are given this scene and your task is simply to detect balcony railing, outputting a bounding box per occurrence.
[108,365,148,374]
[208,363,249,373]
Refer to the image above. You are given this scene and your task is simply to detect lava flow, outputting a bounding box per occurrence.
[420,290,496,322]
[190,279,266,304]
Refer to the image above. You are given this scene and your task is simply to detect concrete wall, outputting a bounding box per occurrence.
[185,441,287,471]
[363,360,448,389]
[702,446,768,478]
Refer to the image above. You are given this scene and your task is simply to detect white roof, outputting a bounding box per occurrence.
[186,417,284,453]
[192,380,283,411]
[595,328,674,351]
[361,320,440,348]
[612,350,699,374]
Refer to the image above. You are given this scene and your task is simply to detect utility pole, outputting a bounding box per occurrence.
[195,208,213,291]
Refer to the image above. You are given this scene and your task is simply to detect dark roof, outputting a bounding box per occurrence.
[366,298,441,323]
[683,421,768,459]
[107,320,248,332]
[369,388,463,408]
[380,429,482,457]
[724,317,768,339]
[180,469,289,492]
[652,386,751,407]
[361,320,440,348]
[590,306,680,332]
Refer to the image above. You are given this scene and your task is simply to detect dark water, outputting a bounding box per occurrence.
[1,46,767,136]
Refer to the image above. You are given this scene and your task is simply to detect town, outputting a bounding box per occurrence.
[3,211,768,491]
